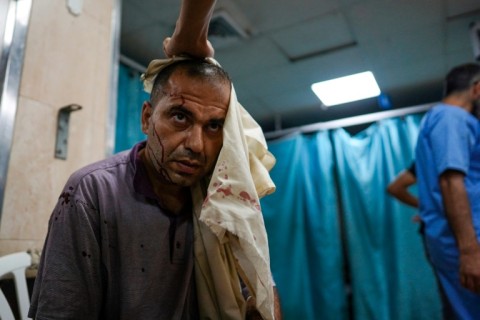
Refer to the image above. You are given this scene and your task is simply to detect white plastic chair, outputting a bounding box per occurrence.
[0,252,32,320]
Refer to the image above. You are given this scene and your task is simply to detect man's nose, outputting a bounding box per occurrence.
[184,126,204,153]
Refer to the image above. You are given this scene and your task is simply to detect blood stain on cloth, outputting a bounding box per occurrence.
[54,210,62,221]
[217,161,228,173]
[59,191,71,205]
[239,191,251,201]
[239,191,261,211]
[217,185,233,197]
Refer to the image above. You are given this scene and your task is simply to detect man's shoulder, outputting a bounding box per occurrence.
[66,150,132,190]
[431,103,470,118]
[423,103,472,128]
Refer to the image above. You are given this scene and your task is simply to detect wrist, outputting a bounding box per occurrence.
[458,241,480,255]
[173,19,209,41]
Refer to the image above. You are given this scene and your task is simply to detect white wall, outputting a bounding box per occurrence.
[0,0,114,256]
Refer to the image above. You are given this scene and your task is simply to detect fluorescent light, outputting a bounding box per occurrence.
[311,71,381,107]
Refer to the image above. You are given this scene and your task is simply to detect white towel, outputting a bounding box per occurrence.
[142,57,276,319]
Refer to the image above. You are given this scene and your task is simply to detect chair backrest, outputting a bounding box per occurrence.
[0,252,31,320]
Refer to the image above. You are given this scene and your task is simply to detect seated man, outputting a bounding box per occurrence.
[29,0,281,319]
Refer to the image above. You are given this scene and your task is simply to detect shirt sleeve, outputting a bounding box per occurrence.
[29,180,104,320]
[427,108,475,177]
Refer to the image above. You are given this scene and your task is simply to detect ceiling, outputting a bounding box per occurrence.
[120,0,480,133]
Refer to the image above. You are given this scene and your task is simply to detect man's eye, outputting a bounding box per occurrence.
[207,122,223,133]
[172,113,187,123]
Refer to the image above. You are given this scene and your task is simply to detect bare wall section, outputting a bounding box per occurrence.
[0,0,114,256]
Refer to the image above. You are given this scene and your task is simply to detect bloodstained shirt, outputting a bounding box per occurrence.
[28,141,198,320]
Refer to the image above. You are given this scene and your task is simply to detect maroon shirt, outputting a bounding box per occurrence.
[29,142,198,320]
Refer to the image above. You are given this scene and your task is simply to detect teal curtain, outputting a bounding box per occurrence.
[262,132,348,320]
[263,115,442,319]
[115,63,149,153]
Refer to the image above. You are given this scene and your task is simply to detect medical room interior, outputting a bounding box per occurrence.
[1,0,480,319]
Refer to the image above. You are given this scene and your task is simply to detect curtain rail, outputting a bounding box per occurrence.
[120,55,147,73]
[264,103,434,140]
[106,0,122,157]
[0,0,32,225]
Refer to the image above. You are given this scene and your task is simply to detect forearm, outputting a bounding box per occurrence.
[176,0,216,38]
[165,0,217,57]
[245,286,282,320]
[387,188,419,208]
[387,170,419,208]
[273,286,282,320]
[440,171,480,292]
[440,172,479,253]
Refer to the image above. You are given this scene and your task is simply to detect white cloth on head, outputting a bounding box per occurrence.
[141,56,220,93]
[141,57,276,319]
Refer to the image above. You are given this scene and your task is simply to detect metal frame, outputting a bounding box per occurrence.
[0,0,33,222]
[106,0,122,157]
[264,103,433,140]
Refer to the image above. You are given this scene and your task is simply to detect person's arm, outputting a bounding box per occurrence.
[440,170,480,293]
[387,169,419,208]
[29,185,103,319]
[273,286,283,320]
[163,0,216,58]
[245,287,282,320]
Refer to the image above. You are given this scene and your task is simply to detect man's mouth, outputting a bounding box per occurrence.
[173,160,202,175]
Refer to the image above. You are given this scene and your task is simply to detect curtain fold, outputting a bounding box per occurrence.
[261,133,347,320]
[330,115,441,320]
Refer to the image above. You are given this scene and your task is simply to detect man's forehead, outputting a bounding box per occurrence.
[166,68,222,86]
[167,71,230,94]
[158,85,230,114]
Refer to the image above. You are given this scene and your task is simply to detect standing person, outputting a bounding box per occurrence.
[415,62,480,319]
[28,0,281,319]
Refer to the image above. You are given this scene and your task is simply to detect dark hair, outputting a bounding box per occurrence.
[150,59,231,105]
[444,63,480,96]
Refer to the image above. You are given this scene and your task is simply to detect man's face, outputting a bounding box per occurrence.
[141,69,230,187]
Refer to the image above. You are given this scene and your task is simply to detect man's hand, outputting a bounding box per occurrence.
[459,245,480,293]
[163,36,214,58]
[245,296,263,320]
[244,286,282,320]
[411,214,421,223]
[163,0,217,58]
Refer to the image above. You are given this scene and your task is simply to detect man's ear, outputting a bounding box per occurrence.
[473,81,480,99]
[141,101,153,134]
